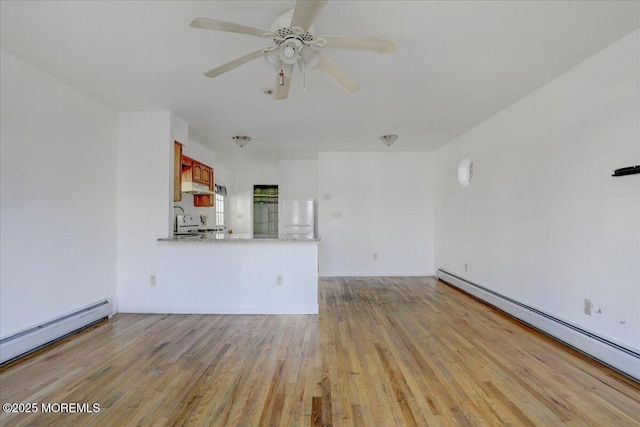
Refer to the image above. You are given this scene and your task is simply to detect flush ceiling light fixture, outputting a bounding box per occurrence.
[233,136,251,148]
[380,134,398,147]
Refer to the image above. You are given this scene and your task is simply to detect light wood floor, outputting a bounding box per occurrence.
[1,277,638,426]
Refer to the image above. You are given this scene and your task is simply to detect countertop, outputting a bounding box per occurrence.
[157,234,320,243]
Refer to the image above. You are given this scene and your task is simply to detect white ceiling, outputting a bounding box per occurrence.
[1,1,638,167]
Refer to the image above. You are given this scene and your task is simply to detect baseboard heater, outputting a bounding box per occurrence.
[436,269,640,382]
[0,299,113,365]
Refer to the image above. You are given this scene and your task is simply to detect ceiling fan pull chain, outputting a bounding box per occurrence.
[278,68,285,86]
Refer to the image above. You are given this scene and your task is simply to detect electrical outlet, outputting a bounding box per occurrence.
[373,252,378,260]
[276,275,284,286]
[150,275,157,286]
[584,298,592,315]
[238,213,243,219]
[465,263,469,271]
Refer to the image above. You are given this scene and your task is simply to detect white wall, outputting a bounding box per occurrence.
[318,152,434,276]
[213,162,229,185]
[226,167,279,236]
[434,30,640,352]
[0,49,117,337]
[116,111,173,309]
[279,159,318,200]
[170,112,188,147]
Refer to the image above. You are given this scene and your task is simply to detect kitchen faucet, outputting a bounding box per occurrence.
[173,206,185,232]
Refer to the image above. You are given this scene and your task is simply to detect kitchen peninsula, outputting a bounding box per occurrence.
[152,235,320,314]
[112,112,319,316]
[158,235,319,242]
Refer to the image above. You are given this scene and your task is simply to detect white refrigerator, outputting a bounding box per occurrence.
[281,199,315,239]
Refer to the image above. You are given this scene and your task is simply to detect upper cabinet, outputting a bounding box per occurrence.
[201,165,211,188]
[193,194,213,208]
[180,154,215,207]
[173,141,183,202]
[189,160,213,189]
[193,161,203,184]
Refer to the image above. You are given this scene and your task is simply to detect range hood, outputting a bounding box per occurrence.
[181,181,215,195]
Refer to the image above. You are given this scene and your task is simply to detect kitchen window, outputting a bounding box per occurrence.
[215,194,225,226]
[215,184,227,227]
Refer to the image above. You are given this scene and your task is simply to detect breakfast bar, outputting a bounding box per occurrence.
[158,235,320,243]
[119,236,321,315]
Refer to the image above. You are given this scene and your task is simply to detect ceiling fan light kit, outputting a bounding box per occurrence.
[300,47,321,69]
[190,0,395,100]
[233,136,251,148]
[264,48,281,67]
[281,42,299,64]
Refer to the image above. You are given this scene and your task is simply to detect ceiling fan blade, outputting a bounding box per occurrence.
[316,54,360,94]
[204,49,266,78]
[319,35,396,53]
[190,17,271,38]
[273,64,294,100]
[290,0,328,31]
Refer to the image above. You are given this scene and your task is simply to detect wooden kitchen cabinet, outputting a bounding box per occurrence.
[190,160,214,190]
[192,161,203,184]
[193,194,213,207]
[194,167,214,207]
[173,141,182,202]
[201,166,211,187]
[182,154,214,207]
[181,155,192,188]
[182,156,208,185]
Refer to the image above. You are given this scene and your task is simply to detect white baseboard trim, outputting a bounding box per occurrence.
[319,271,434,278]
[117,305,319,315]
[437,269,639,382]
[0,299,113,364]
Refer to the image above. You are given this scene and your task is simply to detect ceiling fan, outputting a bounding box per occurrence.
[190,0,395,100]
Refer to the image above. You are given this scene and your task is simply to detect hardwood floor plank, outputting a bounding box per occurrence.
[374,342,423,426]
[311,397,322,427]
[1,277,638,426]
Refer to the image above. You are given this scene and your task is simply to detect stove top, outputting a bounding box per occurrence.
[175,214,224,234]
